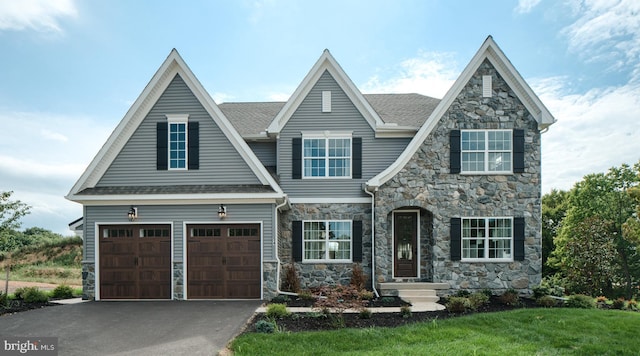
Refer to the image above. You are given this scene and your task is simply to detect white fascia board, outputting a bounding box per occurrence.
[288,197,372,204]
[67,49,284,197]
[367,36,556,189]
[266,50,383,134]
[66,193,284,206]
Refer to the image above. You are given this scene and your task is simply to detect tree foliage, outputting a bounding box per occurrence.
[541,189,569,276]
[0,191,30,232]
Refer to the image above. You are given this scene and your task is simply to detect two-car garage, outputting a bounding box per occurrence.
[98,223,261,300]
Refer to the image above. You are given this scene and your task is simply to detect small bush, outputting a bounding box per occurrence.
[51,284,74,299]
[626,299,638,311]
[566,294,595,309]
[0,292,7,307]
[455,290,471,297]
[480,289,493,298]
[350,264,366,290]
[532,285,551,299]
[612,298,626,310]
[359,308,372,319]
[539,275,565,297]
[254,320,276,333]
[400,305,412,318]
[536,295,557,308]
[16,287,49,303]
[596,296,608,303]
[446,297,470,314]
[265,303,290,318]
[282,264,300,293]
[499,289,520,306]
[314,285,367,314]
[359,290,374,300]
[380,296,395,304]
[271,295,290,304]
[468,292,489,310]
[298,290,315,301]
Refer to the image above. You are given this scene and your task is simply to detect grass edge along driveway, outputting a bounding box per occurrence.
[231,308,639,355]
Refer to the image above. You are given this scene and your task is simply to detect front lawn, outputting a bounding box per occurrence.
[231,308,639,355]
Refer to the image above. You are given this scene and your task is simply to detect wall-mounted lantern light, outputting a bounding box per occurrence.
[128,206,138,221]
[218,204,227,219]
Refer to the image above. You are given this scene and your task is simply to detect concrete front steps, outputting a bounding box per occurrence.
[378,282,449,311]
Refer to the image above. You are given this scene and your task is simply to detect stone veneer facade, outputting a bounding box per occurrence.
[375,59,542,295]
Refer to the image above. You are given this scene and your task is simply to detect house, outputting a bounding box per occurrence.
[66,36,555,301]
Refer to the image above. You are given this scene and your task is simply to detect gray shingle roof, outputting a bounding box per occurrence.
[77,185,275,195]
[219,94,441,137]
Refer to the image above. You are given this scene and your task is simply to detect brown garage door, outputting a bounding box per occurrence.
[187,224,261,299]
[99,225,171,299]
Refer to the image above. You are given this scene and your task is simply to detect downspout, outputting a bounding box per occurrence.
[274,196,298,296]
[364,185,380,298]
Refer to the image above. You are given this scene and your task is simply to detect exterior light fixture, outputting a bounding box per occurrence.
[128,206,138,221]
[218,204,227,219]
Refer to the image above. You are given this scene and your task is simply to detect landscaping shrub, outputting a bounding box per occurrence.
[566,294,595,309]
[254,320,276,333]
[539,275,566,297]
[499,289,520,306]
[271,295,290,304]
[16,287,49,303]
[480,289,493,298]
[359,290,374,300]
[626,299,638,311]
[400,305,412,318]
[468,292,489,310]
[612,298,626,310]
[536,295,557,308]
[282,264,300,293]
[358,308,372,319]
[350,264,365,290]
[51,284,74,299]
[0,292,7,307]
[446,297,470,314]
[380,296,395,304]
[314,285,367,314]
[455,290,471,297]
[265,303,290,318]
[532,284,551,299]
[298,290,315,301]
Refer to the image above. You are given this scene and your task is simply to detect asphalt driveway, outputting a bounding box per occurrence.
[0,300,261,355]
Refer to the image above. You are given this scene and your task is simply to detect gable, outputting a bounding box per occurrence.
[97,74,262,187]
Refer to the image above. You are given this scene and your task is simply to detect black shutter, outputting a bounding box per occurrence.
[156,122,168,170]
[352,137,362,179]
[513,129,525,173]
[352,220,363,262]
[450,218,461,261]
[514,217,525,261]
[188,122,199,170]
[292,138,302,179]
[450,130,461,173]
[292,220,303,262]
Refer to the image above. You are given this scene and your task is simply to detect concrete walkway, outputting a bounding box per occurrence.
[256,301,445,313]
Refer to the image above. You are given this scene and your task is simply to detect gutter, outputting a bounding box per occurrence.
[363,184,380,298]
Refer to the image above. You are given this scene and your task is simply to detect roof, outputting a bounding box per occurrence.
[220,94,441,138]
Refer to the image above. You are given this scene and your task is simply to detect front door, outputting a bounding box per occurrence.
[394,211,418,278]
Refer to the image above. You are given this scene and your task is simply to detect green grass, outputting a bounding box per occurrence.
[231,308,640,355]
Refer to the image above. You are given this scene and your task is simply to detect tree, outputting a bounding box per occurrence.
[542,189,569,277]
[622,162,640,245]
[0,191,30,232]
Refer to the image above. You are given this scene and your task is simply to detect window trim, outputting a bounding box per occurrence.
[460,129,513,175]
[302,132,353,179]
[460,216,514,262]
[302,219,353,263]
[167,117,188,171]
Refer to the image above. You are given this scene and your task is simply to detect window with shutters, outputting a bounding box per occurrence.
[461,217,512,261]
[303,220,352,262]
[302,135,351,178]
[461,130,512,173]
[169,122,187,169]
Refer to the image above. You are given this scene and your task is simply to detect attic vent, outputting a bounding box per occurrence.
[322,91,331,112]
[482,75,492,97]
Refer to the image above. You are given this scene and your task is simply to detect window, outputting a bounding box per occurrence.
[462,217,512,261]
[169,122,187,169]
[461,130,512,173]
[303,220,352,261]
[303,137,351,178]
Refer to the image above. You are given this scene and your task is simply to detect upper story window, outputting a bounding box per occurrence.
[462,217,512,261]
[169,122,187,169]
[156,114,199,171]
[303,220,352,262]
[461,130,512,173]
[303,135,351,178]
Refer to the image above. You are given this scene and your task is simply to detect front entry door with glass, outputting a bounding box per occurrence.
[393,211,418,278]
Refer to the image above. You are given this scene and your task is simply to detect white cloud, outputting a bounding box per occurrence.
[0,0,77,33]
[266,92,291,101]
[40,129,69,143]
[515,0,542,14]
[211,92,235,104]
[534,77,640,192]
[562,0,640,81]
[361,51,458,98]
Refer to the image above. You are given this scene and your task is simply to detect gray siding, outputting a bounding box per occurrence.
[248,141,276,167]
[98,74,261,186]
[84,204,275,262]
[279,70,410,197]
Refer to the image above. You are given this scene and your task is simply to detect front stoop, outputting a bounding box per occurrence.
[378,282,449,311]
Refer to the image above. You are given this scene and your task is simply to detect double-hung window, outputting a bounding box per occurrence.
[303,135,351,178]
[461,130,512,173]
[462,217,512,261]
[168,116,188,170]
[303,220,352,262]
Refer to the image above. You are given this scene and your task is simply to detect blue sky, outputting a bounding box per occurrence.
[1,0,639,235]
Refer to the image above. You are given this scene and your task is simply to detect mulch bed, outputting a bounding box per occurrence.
[247,295,539,333]
[0,300,60,317]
